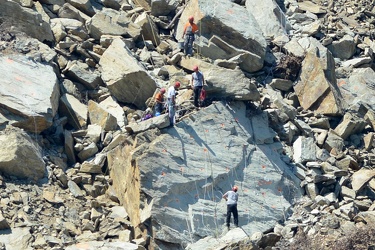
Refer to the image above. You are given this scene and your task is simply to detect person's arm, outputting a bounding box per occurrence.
[222,192,228,201]
[191,75,194,88]
[182,23,187,38]
[202,74,205,87]
[193,24,199,34]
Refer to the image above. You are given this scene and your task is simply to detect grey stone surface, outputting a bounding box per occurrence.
[0,126,45,180]
[177,0,266,70]
[0,0,53,42]
[59,94,88,130]
[100,38,157,109]
[0,56,59,133]
[294,46,344,116]
[65,61,103,90]
[109,101,302,246]
[87,9,141,40]
[180,57,260,101]
[246,0,290,40]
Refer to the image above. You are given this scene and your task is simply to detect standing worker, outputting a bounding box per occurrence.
[191,65,205,108]
[222,186,239,229]
[182,16,199,57]
[167,82,180,126]
[154,88,166,116]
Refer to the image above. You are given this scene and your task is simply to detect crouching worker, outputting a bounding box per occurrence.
[155,88,166,116]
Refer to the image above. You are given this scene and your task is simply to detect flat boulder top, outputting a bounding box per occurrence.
[0,55,59,115]
[0,55,59,132]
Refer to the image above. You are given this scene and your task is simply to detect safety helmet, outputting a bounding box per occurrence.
[232,186,238,192]
[174,81,181,88]
[193,65,199,71]
[160,88,166,93]
[188,16,194,22]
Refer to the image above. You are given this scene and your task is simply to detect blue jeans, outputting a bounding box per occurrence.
[184,34,194,56]
[168,99,175,125]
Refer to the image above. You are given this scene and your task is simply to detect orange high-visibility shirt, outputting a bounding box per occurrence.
[155,92,164,103]
[183,23,198,35]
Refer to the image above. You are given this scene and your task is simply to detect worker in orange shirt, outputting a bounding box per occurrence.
[182,16,199,57]
[154,88,166,116]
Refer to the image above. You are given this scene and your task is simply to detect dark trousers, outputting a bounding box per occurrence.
[155,102,163,113]
[193,86,202,107]
[226,204,238,227]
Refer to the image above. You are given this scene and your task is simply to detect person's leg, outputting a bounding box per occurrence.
[187,36,193,56]
[226,205,232,228]
[233,205,238,227]
[193,87,199,107]
[184,39,189,56]
[168,101,175,125]
[196,87,202,107]
[155,103,162,114]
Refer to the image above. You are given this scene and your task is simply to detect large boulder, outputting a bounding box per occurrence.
[197,35,263,73]
[151,0,179,17]
[339,68,375,111]
[0,126,45,180]
[294,46,344,116]
[99,38,157,109]
[176,0,266,69]
[0,56,60,133]
[107,102,301,247]
[59,94,88,130]
[87,9,141,40]
[134,12,160,46]
[64,61,103,90]
[179,57,260,101]
[99,96,128,130]
[334,112,367,140]
[327,35,356,60]
[88,100,118,131]
[246,0,290,40]
[0,0,54,42]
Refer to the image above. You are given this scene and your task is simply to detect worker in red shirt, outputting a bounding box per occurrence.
[182,16,199,57]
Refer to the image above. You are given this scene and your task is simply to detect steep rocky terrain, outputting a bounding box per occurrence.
[1,0,375,249]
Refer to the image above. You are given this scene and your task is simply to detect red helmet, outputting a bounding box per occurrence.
[160,88,166,93]
[232,186,238,192]
[174,82,181,88]
[188,16,194,22]
[193,65,199,71]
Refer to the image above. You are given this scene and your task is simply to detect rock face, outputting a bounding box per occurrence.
[1,0,375,249]
[108,102,302,247]
[0,126,45,180]
[100,38,157,109]
[0,56,60,133]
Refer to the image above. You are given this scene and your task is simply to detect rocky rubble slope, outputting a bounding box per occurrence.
[1,0,375,249]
